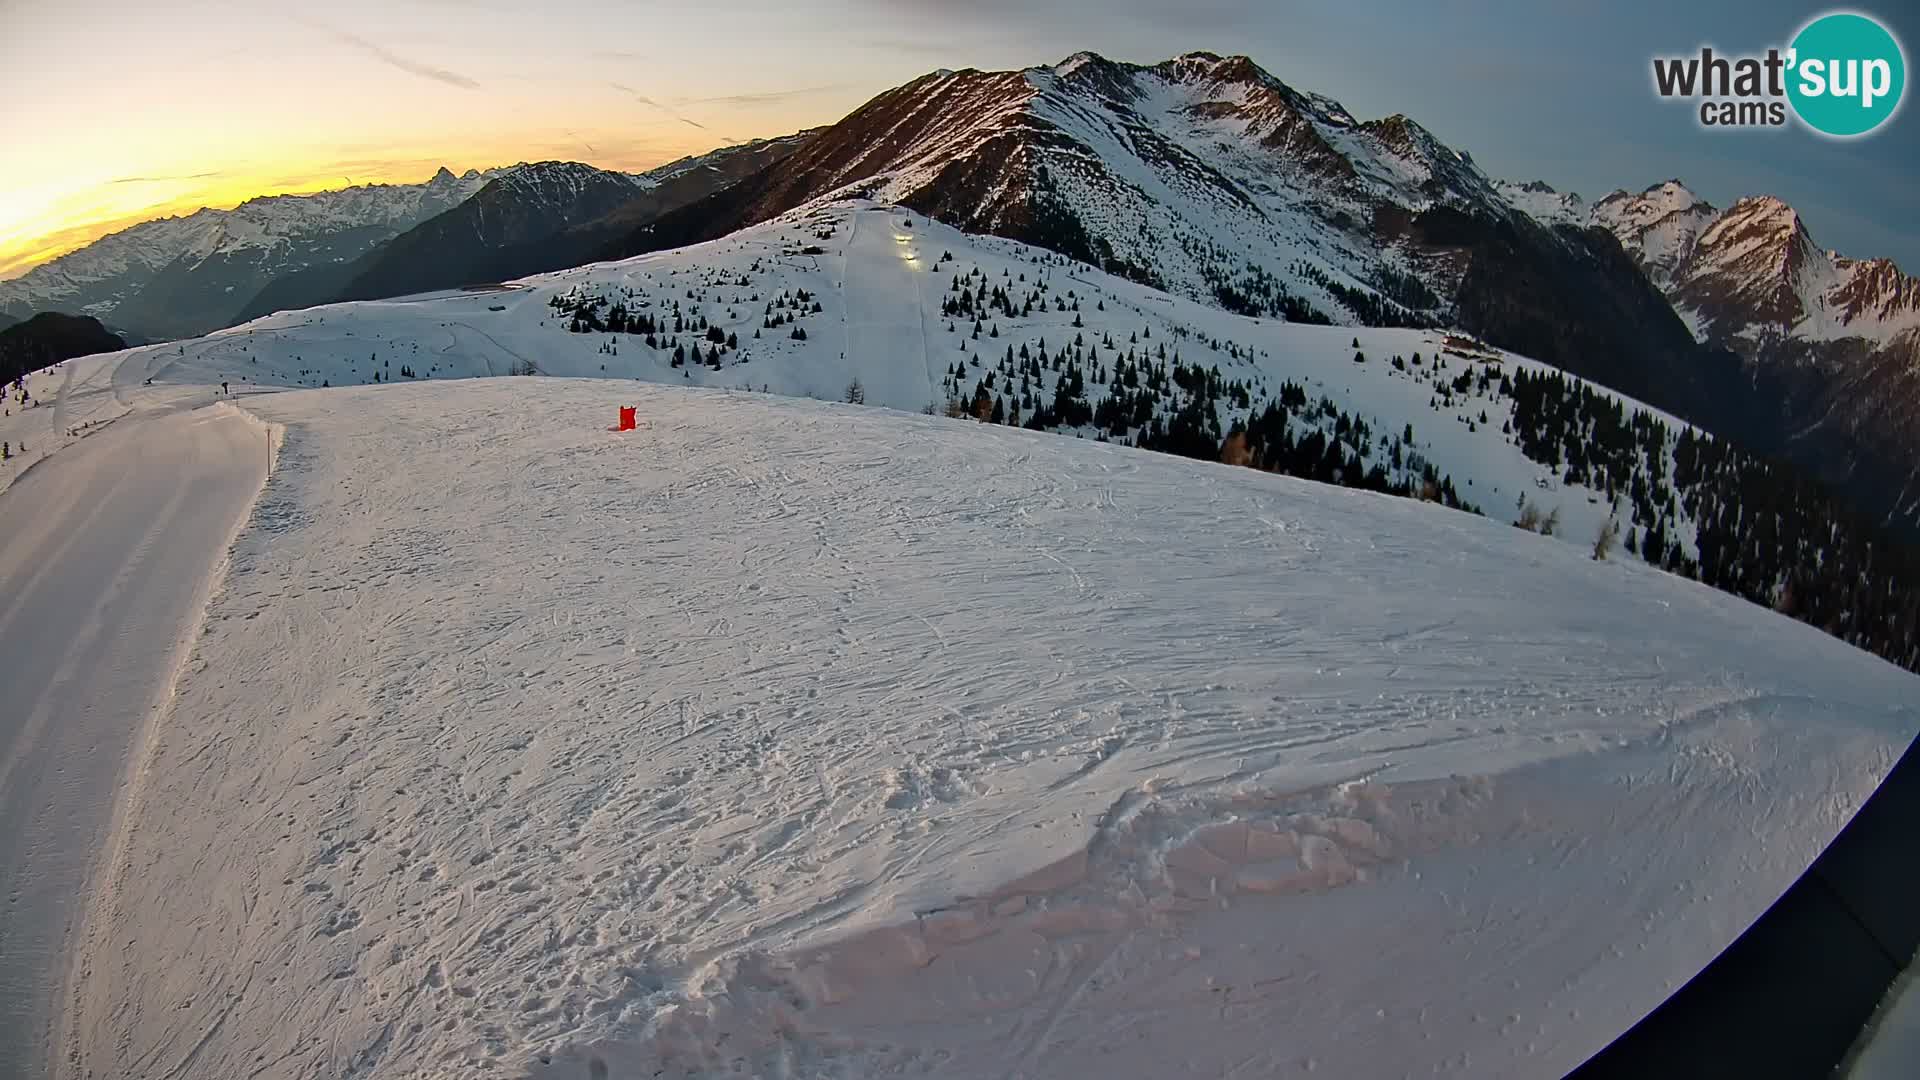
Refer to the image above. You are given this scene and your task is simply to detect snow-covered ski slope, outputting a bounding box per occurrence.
[0,394,267,1079]
[61,374,1919,1079]
[111,199,1697,569]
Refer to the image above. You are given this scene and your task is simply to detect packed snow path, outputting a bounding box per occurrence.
[55,378,1918,1080]
[839,208,936,408]
[0,383,267,1080]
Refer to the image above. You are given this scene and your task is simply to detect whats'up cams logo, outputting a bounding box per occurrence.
[1652,10,1906,137]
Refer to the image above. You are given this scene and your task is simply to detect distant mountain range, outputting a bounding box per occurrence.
[8,50,1917,537]
[0,139,807,342]
[0,168,503,339]
[232,136,809,324]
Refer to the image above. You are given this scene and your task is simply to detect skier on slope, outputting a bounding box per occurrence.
[221,380,229,396]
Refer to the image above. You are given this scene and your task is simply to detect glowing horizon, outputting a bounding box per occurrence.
[0,136,748,282]
[0,0,906,283]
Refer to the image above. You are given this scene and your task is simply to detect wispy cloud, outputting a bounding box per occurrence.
[854,36,969,56]
[610,82,738,142]
[672,85,852,108]
[299,19,481,90]
[109,171,224,185]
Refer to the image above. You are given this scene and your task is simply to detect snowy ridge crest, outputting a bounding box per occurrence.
[1502,177,1920,347]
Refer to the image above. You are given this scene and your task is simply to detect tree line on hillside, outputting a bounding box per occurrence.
[939,330,1478,516]
[1500,367,1916,672]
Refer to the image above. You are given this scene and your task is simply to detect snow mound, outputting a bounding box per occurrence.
[66,376,1919,1079]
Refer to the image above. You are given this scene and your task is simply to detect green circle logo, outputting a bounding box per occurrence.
[1787,12,1906,137]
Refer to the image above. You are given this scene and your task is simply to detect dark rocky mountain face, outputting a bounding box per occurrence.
[317,163,650,307]
[0,312,127,384]
[1718,327,1920,536]
[1421,209,1753,442]
[232,138,809,324]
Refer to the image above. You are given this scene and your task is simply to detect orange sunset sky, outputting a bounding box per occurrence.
[0,0,943,281]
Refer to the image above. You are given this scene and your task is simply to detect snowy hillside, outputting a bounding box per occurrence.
[58,371,1920,1080]
[0,355,133,499]
[118,199,1707,575]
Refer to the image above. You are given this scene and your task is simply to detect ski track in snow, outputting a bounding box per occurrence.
[0,363,269,1080]
[840,210,937,410]
[47,376,1918,1080]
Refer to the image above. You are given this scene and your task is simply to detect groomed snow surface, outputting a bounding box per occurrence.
[50,375,1920,1079]
[0,375,268,1080]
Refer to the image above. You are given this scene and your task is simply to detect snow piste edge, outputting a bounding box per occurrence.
[1569,731,1920,1078]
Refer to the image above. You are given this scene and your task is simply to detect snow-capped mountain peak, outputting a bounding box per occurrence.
[1668,194,1824,345]
[1049,50,1107,78]
[653,51,1532,338]
[486,160,654,202]
[1594,179,1707,219]
[1657,192,1920,348]
[1494,179,1588,227]
[1501,177,1920,347]
[0,167,508,337]
[1581,180,1719,291]
[1693,195,1806,274]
